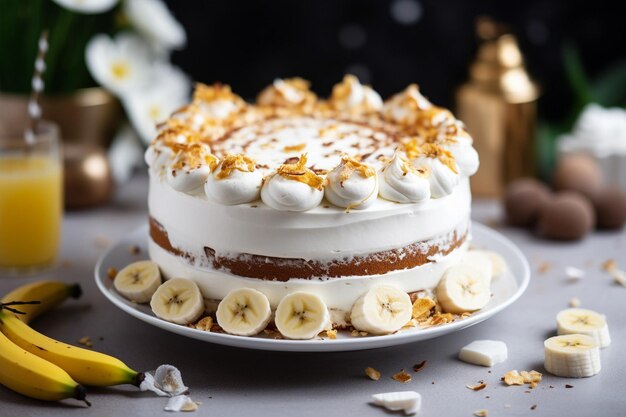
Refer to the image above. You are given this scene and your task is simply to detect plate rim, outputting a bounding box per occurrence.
[95,222,530,352]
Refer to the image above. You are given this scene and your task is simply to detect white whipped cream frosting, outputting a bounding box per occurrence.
[165,143,215,193]
[257,78,312,107]
[325,157,379,209]
[261,174,324,212]
[438,122,480,177]
[204,157,263,205]
[378,152,431,203]
[383,84,432,125]
[331,75,383,113]
[412,154,459,198]
[145,142,178,171]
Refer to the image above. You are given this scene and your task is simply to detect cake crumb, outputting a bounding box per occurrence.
[602,259,617,272]
[565,384,574,389]
[569,297,581,307]
[194,317,213,331]
[413,360,427,373]
[128,245,141,255]
[538,262,551,274]
[466,381,487,391]
[78,336,92,348]
[365,367,381,381]
[324,329,337,339]
[531,404,537,411]
[474,409,488,417]
[107,267,118,280]
[392,370,412,383]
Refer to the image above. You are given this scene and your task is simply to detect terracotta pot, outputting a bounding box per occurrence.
[0,87,122,146]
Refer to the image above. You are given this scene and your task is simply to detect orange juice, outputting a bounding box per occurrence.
[0,156,62,268]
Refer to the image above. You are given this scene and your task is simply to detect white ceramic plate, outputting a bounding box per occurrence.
[95,222,530,352]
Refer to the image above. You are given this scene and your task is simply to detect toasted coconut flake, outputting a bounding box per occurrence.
[324,329,337,339]
[392,370,412,383]
[538,262,551,274]
[173,143,218,171]
[215,154,255,179]
[569,297,581,308]
[467,381,487,391]
[78,336,93,348]
[193,83,244,105]
[276,154,324,190]
[283,143,307,153]
[612,269,626,287]
[365,367,381,381]
[107,267,118,280]
[412,298,436,320]
[503,370,525,386]
[565,266,585,280]
[413,360,427,373]
[194,316,213,332]
[474,409,488,417]
[602,259,617,272]
[337,155,376,183]
[403,140,458,174]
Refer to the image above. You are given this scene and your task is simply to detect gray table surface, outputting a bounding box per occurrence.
[1,173,625,417]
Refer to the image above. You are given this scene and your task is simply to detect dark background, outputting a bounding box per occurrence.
[166,0,625,123]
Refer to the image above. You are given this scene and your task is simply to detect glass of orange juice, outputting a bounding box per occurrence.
[0,121,62,273]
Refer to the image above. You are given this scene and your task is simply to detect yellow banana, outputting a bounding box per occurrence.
[0,311,143,387]
[0,330,88,404]
[1,280,82,323]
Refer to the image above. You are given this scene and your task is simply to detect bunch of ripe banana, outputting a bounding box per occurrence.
[0,281,144,406]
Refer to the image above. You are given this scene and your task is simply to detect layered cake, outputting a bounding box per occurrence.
[143,76,483,338]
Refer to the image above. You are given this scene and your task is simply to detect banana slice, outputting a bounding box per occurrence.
[216,288,272,336]
[557,308,611,348]
[436,264,491,314]
[274,292,330,339]
[350,286,412,335]
[469,249,506,280]
[462,251,494,285]
[544,334,601,378]
[150,278,205,325]
[113,260,162,303]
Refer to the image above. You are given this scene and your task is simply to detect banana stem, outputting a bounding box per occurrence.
[0,301,41,315]
[133,372,146,387]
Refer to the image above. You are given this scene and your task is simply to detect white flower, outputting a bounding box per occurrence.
[52,0,118,14]
[86,33,152,96]
[124,0,186,52]
[108,124,144,183]
[124,63,190,144]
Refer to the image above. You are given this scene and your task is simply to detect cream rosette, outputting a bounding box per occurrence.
[325,155,378,210]
[166,142,218,193]
[434,121,479,177]
[256,78,317,109]
[261,154,325,211]
[205,154,263,205]
[192,83,246,120]
[406,142,460,198]
[382,84,432,125]
[330,74,383,114]
[378,152,431,203]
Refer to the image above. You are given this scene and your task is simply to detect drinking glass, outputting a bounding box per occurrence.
[0,120,63,273]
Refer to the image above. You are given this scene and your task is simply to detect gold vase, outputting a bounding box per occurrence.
[456,18,540,197]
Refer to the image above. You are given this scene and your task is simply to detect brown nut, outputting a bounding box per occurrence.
[592,186,626,230]
[537,192,595,240]
[553,154,603,199]
[504,178,552,227]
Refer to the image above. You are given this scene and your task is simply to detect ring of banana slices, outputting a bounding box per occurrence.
[112,251,503,340]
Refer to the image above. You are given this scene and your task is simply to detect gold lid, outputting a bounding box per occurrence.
[469,17,539,103]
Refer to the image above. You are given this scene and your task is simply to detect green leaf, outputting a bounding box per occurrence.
[590,60,626,107]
